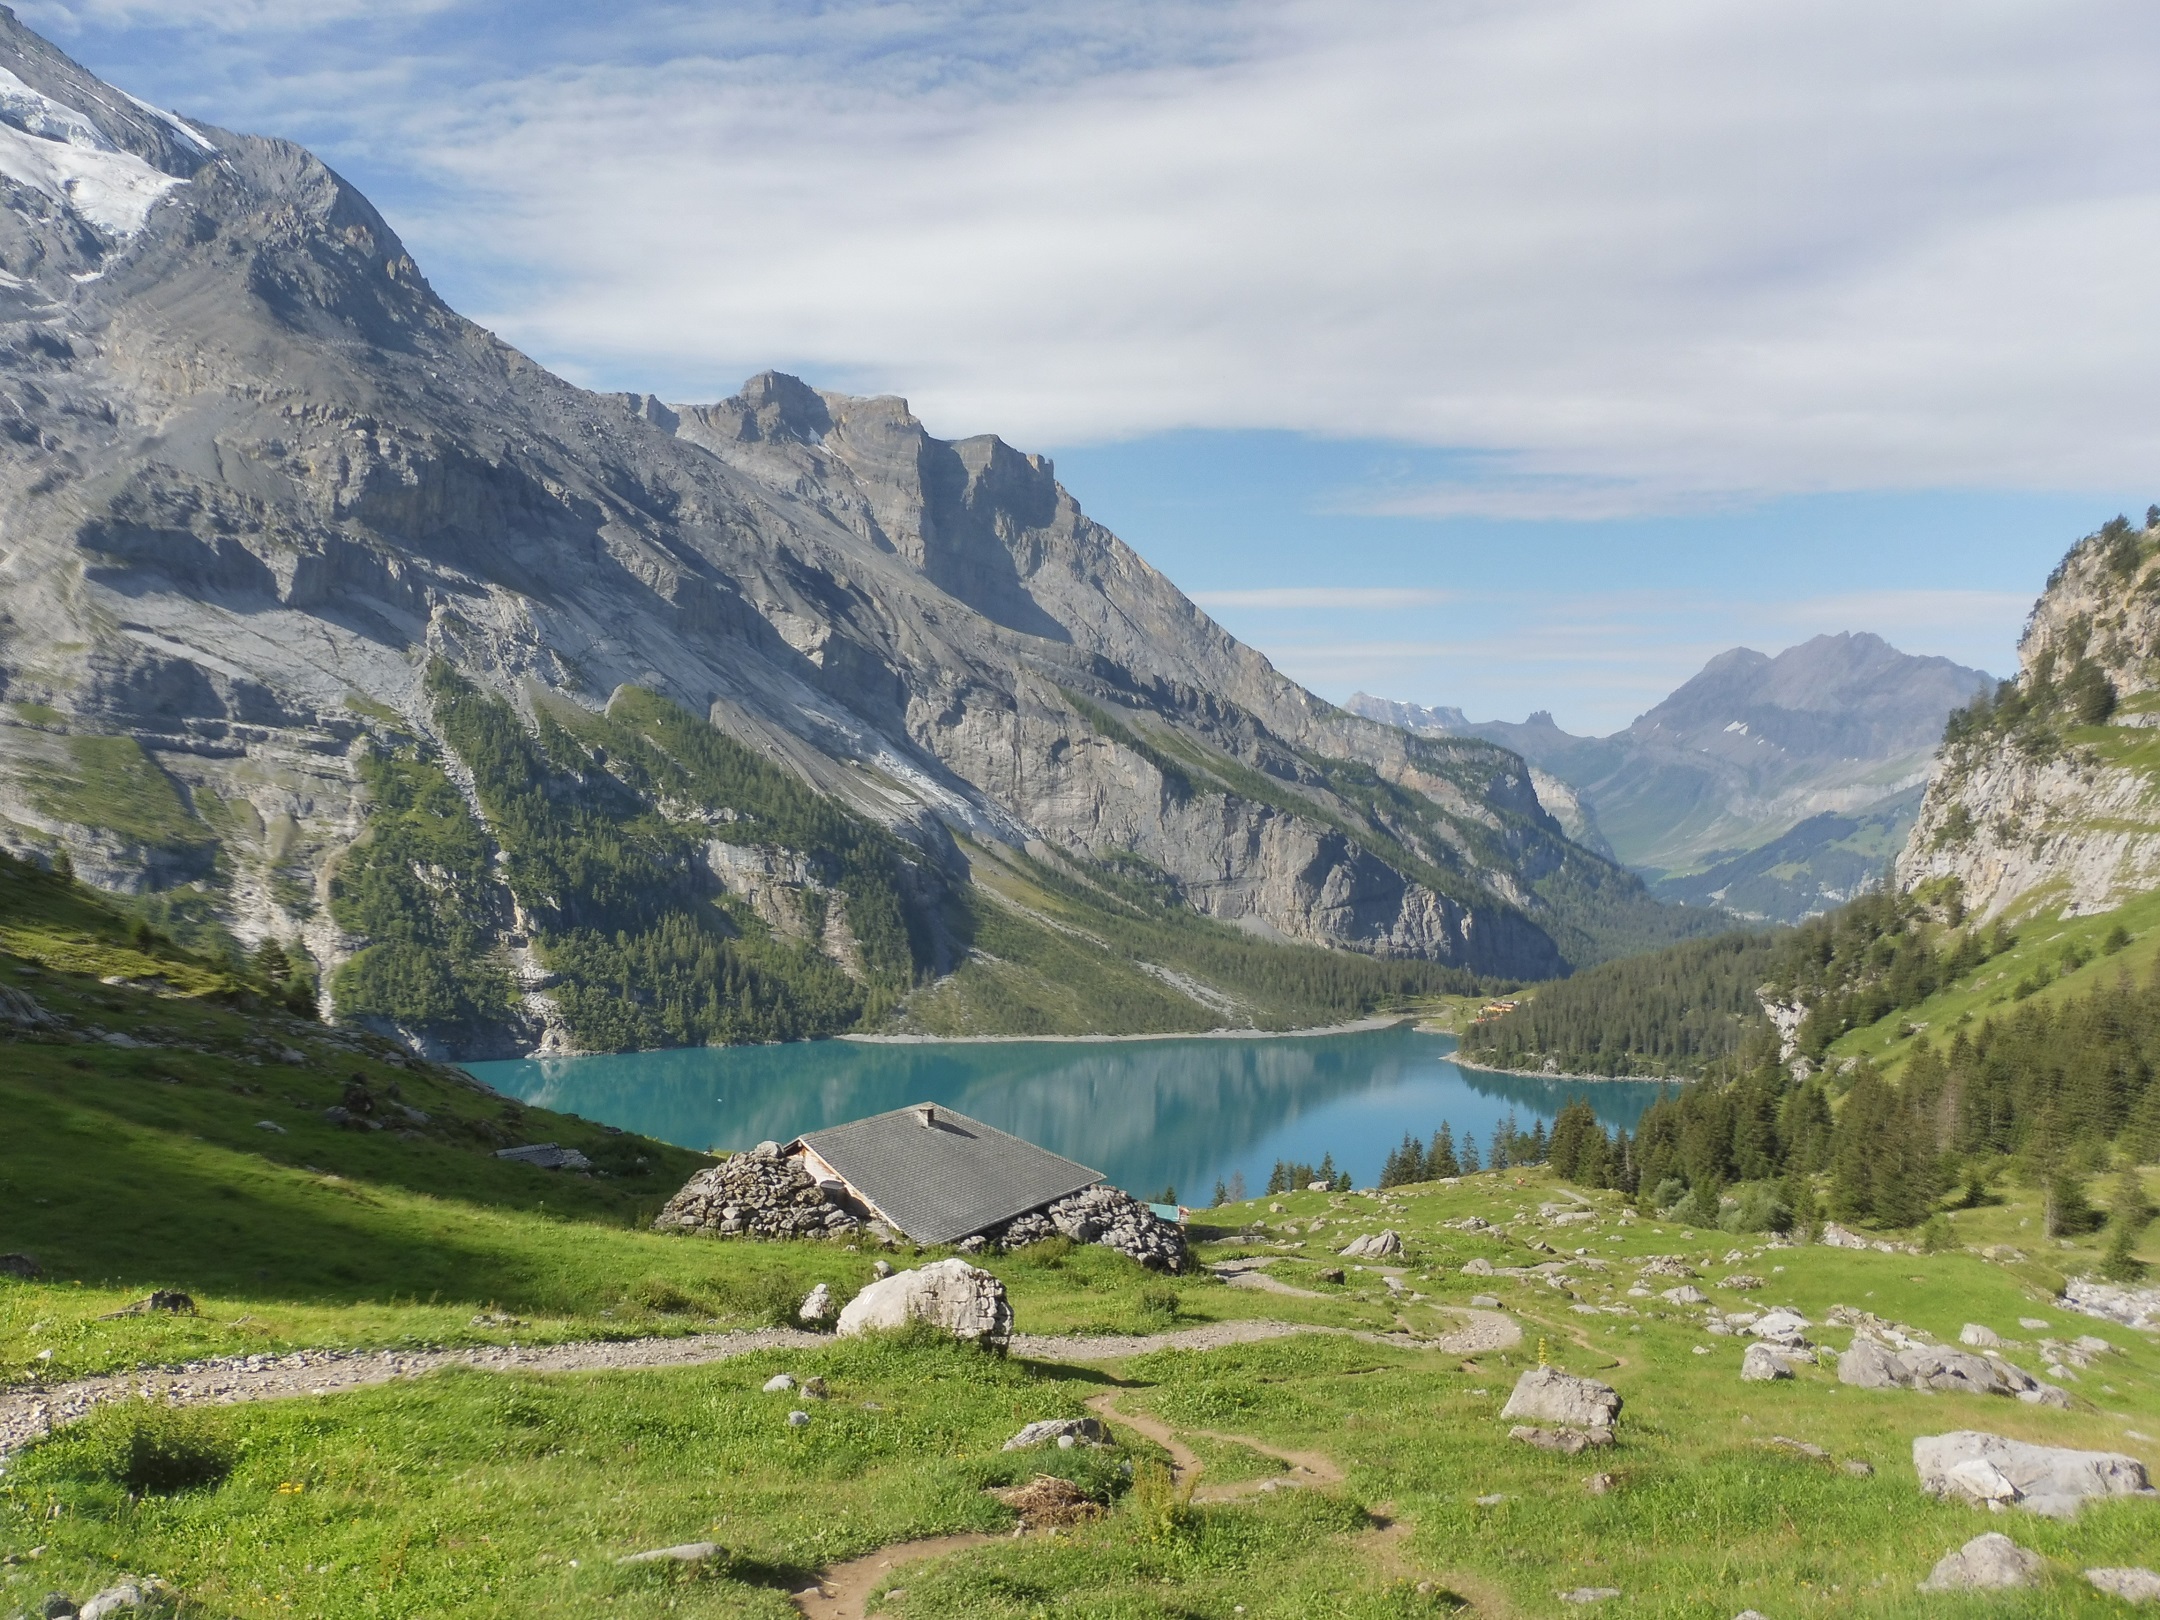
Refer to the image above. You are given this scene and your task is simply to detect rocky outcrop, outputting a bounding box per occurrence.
[1898,517,2160,920]
[2062,1277,2160,1331]
[1913,1431,2155,1517]
[835,1258,1012,1346]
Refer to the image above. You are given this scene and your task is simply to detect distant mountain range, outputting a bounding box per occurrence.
[1352,633,1995,923]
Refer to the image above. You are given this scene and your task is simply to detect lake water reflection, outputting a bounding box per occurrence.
[465,1026,1669,1204]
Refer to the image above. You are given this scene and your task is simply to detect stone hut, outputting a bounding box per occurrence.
[654,1102,1188,1270]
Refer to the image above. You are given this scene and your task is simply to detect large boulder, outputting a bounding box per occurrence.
[1501,1367,1621,1430]
[1340,1230,1403,1260]
[835,1259,1013,1347]
[1899,1346,2007,1396]
[1748,1308,1811,1345]
[1838,1337,1911,1389]
[1918,1532,2044,1592]
[1740,1343,1793,1382]
[1914,1431,2156,1518]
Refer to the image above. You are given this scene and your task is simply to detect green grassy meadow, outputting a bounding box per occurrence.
[5,861,2160,1617]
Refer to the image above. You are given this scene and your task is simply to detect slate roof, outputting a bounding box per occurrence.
[793,1104,1101,1245]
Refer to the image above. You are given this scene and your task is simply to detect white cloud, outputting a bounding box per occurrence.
[18,0,450,30]
[336,0,2160,501]
[39,0,2160,500]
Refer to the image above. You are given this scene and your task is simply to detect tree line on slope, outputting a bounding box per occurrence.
[1457,886,2019,1079]
[332,668,931,1049]
[1523,961,2160,1278]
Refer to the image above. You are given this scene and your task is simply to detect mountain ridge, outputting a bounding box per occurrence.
[0,11,1714,1054]
[1351,631,1992,922]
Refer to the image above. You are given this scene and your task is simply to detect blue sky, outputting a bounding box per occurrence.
[25,0,2160,731]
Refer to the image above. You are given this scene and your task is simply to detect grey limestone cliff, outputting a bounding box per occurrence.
[0,11,1696,1049]
[1897,516,2160,921]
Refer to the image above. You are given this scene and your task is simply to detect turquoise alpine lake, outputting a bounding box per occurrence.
[467,1025,1668,1204]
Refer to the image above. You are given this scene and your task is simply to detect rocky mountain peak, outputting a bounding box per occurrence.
[0,8,1721,1051]
[1631,633,1988,763]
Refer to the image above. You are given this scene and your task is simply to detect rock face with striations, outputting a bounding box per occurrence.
[1898,515,2160,921]
[0,9,1710,1061]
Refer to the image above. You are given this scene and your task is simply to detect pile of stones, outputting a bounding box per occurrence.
[652,1142,869,1241]
[985,1186,1190,1272]
[654,1149,1187,1268]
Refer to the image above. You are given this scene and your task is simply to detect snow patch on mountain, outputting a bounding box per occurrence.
[0,66,185,236]
[121,91,217,155]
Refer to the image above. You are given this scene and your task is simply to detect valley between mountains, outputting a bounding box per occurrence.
[0,10,1720,1060]
[2,10,2159,1620]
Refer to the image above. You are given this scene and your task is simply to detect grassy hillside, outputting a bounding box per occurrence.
[7,850,2159,1617]
[1832,884,2160,1076]
[6,1082,2158,1615]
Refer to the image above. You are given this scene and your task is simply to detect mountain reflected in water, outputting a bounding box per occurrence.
[466,1027,1669,1202]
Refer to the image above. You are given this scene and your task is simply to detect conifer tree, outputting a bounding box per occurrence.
[1429,1122,1461,1178]
[1460,1134,1481,1174]
[1317,1152,1336,1187]
[1212,1179,1229,1207]
[1548,1099,1600,1182]
[2099,1161,2151,1282]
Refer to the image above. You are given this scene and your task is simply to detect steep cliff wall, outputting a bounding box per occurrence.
[1897,516,2160,921]
[0,13,1707,1050]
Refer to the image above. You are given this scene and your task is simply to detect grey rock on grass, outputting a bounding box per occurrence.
[1502,1367,1622,1429]
[2085,1567,2160,1603]
[834,1259,1013,1346]
[1914,1431,2156,1517]
[77,1580,177,1618]
[618,1542,722,1566]
[1918,1532,2043,1592]
[1339,1230,1403,1260]
[1740,1344,1793,1382]
[1004,1417,1109,1451]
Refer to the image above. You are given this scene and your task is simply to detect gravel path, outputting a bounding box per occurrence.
[0,1310,1520,1462]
